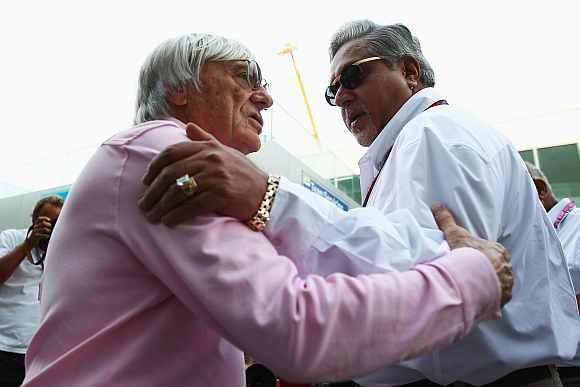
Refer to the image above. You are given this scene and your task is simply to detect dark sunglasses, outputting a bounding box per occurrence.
[325,56,383,106]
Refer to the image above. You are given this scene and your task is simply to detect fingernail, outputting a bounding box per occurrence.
[431,203,444,212]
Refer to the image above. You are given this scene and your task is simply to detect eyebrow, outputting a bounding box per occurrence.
[330,64,345,84]
[330,61,347,83]
[228,61,248,71]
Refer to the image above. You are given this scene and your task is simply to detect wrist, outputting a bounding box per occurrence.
[246,175,280,232]
[22,239,33,256]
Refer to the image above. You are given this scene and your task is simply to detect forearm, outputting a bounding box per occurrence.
[125,210,499,382]
[214,248,500,382]
[126,208,500,383]
[266,178,447,276]
[0,242,29,284]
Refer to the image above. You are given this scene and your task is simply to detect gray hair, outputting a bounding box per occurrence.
[525,161,551,185]
[134,34,255,124]
[329,20,435,87]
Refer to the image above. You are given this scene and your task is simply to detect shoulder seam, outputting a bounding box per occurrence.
[104,121,182,147]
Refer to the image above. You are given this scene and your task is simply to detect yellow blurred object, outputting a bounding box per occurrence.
[278,44,320,144]
[277,44,295,55]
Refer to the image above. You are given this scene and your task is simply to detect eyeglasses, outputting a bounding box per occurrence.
[325,56,383,106]
[239,59,269,90]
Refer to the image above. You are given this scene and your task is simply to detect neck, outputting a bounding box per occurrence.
[544,196,559,212]
[410,84,426,97]
[170,110,188,124]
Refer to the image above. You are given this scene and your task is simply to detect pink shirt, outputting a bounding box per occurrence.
[23,120,501,386]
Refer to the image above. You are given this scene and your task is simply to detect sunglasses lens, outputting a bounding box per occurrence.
[340,65,363,89]
[325,86,337,106]
[325,64,366,106]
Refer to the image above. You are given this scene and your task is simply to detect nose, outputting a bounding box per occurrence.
[251,87,273,111]
[334,85,354,107]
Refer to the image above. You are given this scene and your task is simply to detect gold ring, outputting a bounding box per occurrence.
[175,174,198,197]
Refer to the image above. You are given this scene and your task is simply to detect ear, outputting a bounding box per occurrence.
[400,56,421,91]
[166,87,188,107]
[533,179,549,198]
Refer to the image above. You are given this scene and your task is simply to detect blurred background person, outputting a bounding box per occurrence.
[526,161,580,387]
[526,161,580,305]
[0,195,62,387]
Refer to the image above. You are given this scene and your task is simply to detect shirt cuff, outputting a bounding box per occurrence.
[429,247,502,325]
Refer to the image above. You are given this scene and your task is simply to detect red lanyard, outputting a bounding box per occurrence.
[362,99,448,207]
[554,201,576,230]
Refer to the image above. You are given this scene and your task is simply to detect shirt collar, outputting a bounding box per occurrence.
[547,197,573,224]
[358,87,444,172]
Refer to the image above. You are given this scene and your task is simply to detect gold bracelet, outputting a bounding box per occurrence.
[246,175,280,232]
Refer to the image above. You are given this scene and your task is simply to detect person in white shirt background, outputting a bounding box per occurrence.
[525,161,580,387]
[526,161,580,303]
[137,20,580,387]
[0,195,62,387]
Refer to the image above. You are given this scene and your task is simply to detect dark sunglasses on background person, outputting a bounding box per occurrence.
[325,56,384,106]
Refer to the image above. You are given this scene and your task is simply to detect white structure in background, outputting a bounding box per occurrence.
[249,141,358,210]
[0,185,70,231]
[0,141,358,232]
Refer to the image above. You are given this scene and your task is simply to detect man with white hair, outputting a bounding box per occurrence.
[22,33,510,387]
[139,21,579,386]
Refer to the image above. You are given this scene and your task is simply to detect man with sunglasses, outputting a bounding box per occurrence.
[139,20,579,387]
[321,22,577,386]
[0,195,62,387]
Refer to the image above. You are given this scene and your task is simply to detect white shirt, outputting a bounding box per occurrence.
[548,198,580,292]
[266,88,580,386]
[0,229,42,354]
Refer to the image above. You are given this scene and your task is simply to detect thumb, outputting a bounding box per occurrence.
[431,203,458,234]
[186,122,214,142]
